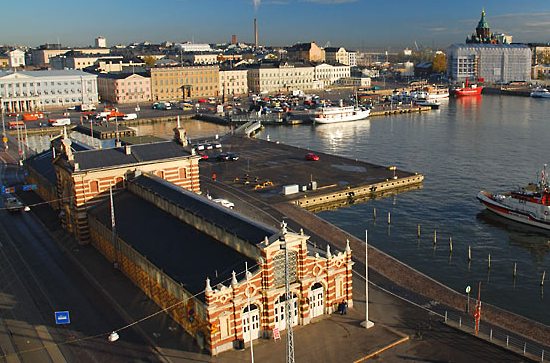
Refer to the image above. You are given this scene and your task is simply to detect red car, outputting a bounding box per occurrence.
[198,153,209,161]
[305,152,320,161]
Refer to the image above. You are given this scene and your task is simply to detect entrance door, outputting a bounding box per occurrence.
[242,304,260,342]
[274,294,298,331]
[309,283,324,318]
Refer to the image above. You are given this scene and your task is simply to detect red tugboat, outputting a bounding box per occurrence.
[477,165,550,230]
[451,78,484,97]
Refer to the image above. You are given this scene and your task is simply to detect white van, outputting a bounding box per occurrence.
[49,118,71,126]
[123,113,138,120]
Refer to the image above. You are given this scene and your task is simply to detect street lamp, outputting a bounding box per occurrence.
[466,285,471,313]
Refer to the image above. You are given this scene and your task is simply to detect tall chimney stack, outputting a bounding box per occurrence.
[254,18,258,49]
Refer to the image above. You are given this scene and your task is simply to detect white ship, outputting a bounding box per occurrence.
[311,106,370,124]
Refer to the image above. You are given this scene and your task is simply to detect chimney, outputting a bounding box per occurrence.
[254,18,258,49]
[125,144,131,155]
[231,34,237,45]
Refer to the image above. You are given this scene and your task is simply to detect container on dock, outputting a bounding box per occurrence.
[282,184,300,195]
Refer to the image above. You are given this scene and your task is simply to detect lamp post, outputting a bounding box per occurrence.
[466,285,471,313]
[0,97,7,151]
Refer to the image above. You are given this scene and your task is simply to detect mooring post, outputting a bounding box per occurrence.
[468,245,472,261]
[417,224,421,238]
[524,342,527,355]
[444,311,447,323]
[449,237,453,253]
[489,328,493,341]
[433,229,437,244]
[488,254,491,269]
[542,271,546,286]
[387,211,391,224]
[506,336,509,347]
[373,207,376,220]
[513,262,517,278]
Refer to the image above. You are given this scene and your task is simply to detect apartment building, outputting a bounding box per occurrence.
[150,65,219,101]
[219,68,248,98]
[97,72,151,104]
[287,42,325,63]
[313,63,351,87]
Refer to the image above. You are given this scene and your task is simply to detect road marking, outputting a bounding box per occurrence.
[35,325,67,363]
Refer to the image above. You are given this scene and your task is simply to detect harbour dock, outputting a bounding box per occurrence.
[200,135,550,353]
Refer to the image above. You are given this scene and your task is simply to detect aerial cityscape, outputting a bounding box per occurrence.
[0,2,550,362]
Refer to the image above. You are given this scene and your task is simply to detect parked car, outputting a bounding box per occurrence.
[4,194,25,212]
[305,152,320,161]
[212,198,235,209]
[198,153,209,161]
[217,152,239,161]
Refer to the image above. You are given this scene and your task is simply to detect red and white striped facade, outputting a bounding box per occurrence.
[54,138,200,243]
[204,226,353,355]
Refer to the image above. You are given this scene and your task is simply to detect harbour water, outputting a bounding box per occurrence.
[27,95,550,325]
[251,95,550,325]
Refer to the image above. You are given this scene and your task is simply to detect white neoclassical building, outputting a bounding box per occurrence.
[314,63,351,87]
[0,70,98,112]
[247,62,315,94]
[219,68,248,98]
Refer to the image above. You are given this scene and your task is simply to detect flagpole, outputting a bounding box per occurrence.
[361,229,374,329]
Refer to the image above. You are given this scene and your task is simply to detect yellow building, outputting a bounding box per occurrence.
[151,65,219,101]
[287,42,325,63]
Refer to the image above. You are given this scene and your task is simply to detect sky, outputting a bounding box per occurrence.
[2,0,550,50]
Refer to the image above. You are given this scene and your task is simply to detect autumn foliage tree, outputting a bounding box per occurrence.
[432,53,447,73]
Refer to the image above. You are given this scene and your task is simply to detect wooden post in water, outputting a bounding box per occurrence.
[488,254,491,269]
[373,208,376,220]
[513,262,517,278]
[417,224,421,238]
[449,237,453,253]
[542,271,546,287]
[468,245,472,261]
[433,230,437,244]
[387,211,391,224]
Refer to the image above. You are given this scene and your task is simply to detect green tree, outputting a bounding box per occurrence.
[432,53,447,73]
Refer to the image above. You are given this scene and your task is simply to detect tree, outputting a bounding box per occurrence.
[142,56,156,68]
[432,53,447,73]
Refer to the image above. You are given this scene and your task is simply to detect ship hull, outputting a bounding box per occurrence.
[477,191,550,230]
[452,87,483,96]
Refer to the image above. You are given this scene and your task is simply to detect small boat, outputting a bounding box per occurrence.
[414,99,440,109]
[425,86,450,100]
[530,87,550,98]
[477,165,550,230]
[311,106,370,124]
[451,79,483,97]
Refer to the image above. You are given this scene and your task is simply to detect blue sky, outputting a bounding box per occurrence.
[2,0,550,49]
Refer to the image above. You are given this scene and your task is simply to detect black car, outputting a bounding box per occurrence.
[217,152,239,161]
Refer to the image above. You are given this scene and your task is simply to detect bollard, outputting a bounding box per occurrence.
[506,336,509,347]
[468,245,472,261]
[542,271,546,286]
[433,229,437,244]
[459,317,462,327]
[524,342,527,355]
[542,349,544,362]
[444,311,447,323]
[449,237,453,253]
[513,262,517,278]
[387,211,391,224]
[373,208,376,220]
[489,328,493,341]
[488,254,491,269]
[417,224,421,238]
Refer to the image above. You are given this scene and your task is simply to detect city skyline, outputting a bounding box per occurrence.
[2,0,550,49]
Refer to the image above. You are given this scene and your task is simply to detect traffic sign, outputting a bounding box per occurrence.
[2,137,7,143]
[3,187,15,194]
[55,311,71,325]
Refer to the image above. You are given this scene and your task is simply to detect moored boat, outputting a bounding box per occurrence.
[477,166,550,230]
[451,79,483,97]
[530,87,550,98]
[312,106,370,124]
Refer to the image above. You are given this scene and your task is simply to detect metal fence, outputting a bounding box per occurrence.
[445,310,546,362]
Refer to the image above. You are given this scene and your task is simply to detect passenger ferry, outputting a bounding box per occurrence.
[311,106,370,124]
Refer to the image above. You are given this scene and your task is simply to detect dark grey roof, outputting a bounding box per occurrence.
[132,174,277,245]
[88,190,255,300]
[25,150,57,184]
[73,141,192,171]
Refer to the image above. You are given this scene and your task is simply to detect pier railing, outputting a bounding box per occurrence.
[444,310,546,362]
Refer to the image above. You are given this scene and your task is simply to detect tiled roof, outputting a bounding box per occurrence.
[132,174,277,245]
[88,190,255,300]
[73,141,192,171]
